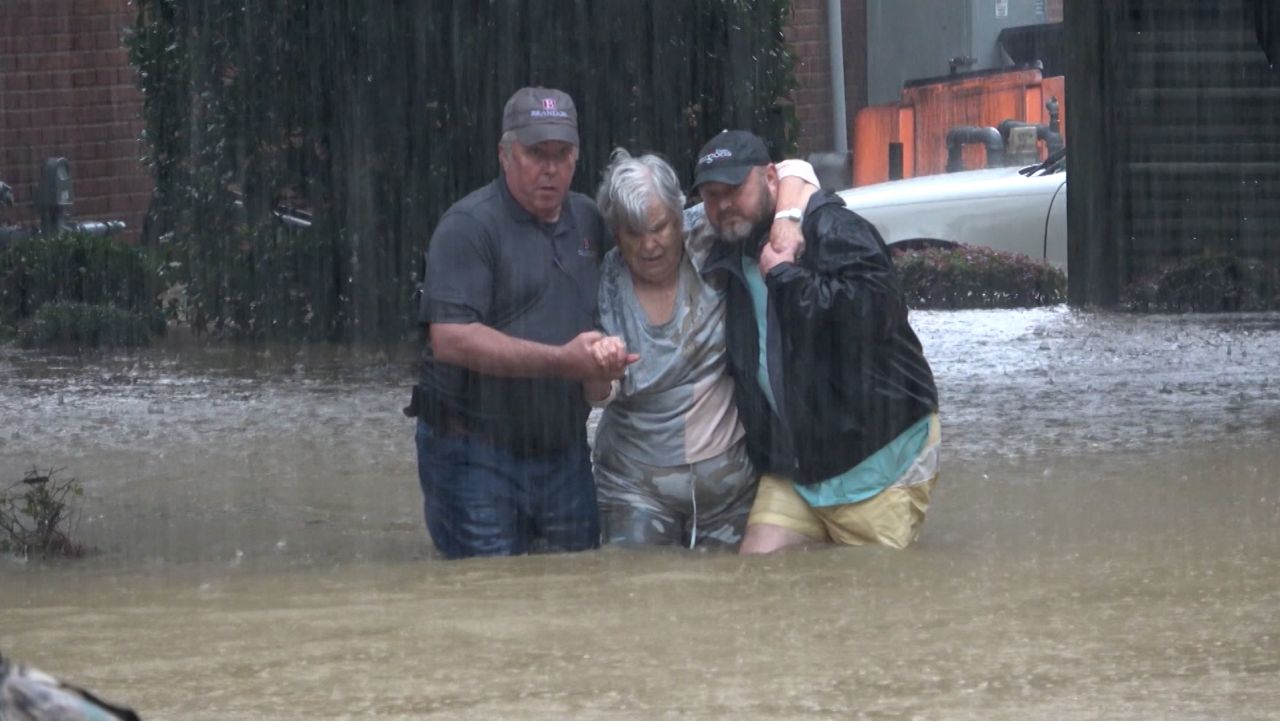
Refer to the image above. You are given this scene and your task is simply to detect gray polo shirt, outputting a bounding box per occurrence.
[416,177,606,455]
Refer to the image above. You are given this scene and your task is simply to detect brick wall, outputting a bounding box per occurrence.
[0,0,150,241]
[0,0,919,235]
[785,0,868,157]
[787,0,835,153]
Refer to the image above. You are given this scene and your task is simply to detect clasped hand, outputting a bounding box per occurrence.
[760,216,805,275]
[562,331,638,381]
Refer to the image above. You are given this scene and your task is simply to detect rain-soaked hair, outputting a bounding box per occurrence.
[595,148,685,237]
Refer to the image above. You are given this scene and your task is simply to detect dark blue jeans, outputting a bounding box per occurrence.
[415,419,600,559]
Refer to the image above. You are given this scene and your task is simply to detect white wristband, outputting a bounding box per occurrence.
[774,208,803,223]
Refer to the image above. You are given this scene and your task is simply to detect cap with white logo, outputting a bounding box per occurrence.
[691,130,772,191]
[502,86,579,147]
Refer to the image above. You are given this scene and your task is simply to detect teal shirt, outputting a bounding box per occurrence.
[741,255,777,413]
[741,254,929,506]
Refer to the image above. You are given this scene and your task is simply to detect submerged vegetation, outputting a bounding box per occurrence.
[0,468,87,559]
[894,244,1067,309]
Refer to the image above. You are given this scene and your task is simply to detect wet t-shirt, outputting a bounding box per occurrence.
[417,177,606,455]
[593,207,743,468]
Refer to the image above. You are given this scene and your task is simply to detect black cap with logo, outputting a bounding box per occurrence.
[502,86,579,147]
[691,130,772,191]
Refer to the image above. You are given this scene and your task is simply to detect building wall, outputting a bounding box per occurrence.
[1067,0,1280,306]
[785,0,868,156]
[786,0,834,153]
[0,0,150,240]
[0,0,906,236]
[787,1,1063,168]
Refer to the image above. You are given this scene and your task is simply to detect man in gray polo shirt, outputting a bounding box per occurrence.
[406,86,633,559]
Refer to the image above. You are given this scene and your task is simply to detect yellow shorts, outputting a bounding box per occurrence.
[746,417,940,549]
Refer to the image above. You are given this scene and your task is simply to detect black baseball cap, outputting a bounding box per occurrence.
[502,86,579,146]
[691,130,772,191]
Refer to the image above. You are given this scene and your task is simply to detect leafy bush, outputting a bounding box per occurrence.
[128,0,797,342]
[174,222,343,341]
[0,467,86,559]
[894,244,1066,309]
[0,232,168,348]
[1123,254,1280,312]
[0,232,160,325]
[17,301,162,350]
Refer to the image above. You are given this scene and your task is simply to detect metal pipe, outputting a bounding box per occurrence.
[826,0,848,153]
[67,220,126,236]
[275,210,313,229]
[945,126,1005,172]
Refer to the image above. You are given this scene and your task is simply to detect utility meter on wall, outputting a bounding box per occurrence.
[36,157,73,236]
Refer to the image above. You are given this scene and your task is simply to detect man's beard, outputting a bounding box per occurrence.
[714,176,774,250]
[717,216,756,243]
[741,215,774,259]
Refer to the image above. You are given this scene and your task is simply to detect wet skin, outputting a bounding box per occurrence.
[616,201,683,290]
[698,165,777,242]
[499,138,577,223]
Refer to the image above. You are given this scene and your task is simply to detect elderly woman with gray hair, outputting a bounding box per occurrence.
[586,149,817,549]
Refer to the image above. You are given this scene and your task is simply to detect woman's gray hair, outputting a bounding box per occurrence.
[596,148,685,236]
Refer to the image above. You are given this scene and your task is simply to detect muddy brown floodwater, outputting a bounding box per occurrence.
[1,307,1278,720]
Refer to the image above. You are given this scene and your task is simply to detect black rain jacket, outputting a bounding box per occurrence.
[700,189,938,486]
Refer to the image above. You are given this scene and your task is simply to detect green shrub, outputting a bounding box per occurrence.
[0,231,161,326]
[177,222,343,341]
[16,301,162,350]
[894,244,1066,309]
[1123,254,1280,312]
[128,1,797,342]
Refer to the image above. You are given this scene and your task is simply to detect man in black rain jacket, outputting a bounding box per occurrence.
[692,130,941,554]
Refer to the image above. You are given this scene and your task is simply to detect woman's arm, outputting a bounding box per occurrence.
[769,159,821,262]
[581,336,635,407]
[774,159,820,211]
